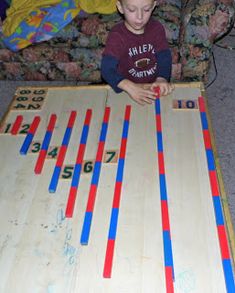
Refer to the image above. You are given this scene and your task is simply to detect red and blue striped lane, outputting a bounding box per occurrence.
[103,105,131,278]
[65,109,92,217]
[198,96,235,292]
[155,90,174,293]
[34,114,57,174]
[49,111,77,193]
[20,116,41,155]
[80,107,111,244]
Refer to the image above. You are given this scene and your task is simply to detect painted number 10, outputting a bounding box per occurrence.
[173,99,198,110]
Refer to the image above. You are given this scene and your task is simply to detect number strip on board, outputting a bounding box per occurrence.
[198,96,235,292]
[155,88,175,293]
[49,111,77,193]
[20,116,41,155]
[34,114,57,174]
[80,107,111,244]
[65,109,92,217]
[103,105,131,278]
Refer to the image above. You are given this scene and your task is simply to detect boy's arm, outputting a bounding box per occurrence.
[156,48,172,82]
[101,55,125,93]
[118,79,157,105]
[152,49,174,96]
[101,55,157,105]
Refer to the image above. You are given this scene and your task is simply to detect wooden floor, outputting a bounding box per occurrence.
[0,83,234,292]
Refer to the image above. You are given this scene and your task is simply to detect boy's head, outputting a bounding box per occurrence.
[116,0,156,34]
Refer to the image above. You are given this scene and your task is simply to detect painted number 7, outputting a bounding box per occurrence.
[103,150,118,163]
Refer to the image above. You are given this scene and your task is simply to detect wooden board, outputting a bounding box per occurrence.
[0,83,234,292]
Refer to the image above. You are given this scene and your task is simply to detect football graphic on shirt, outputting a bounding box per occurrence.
[135,58,151,69]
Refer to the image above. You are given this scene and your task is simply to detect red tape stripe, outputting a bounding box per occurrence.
[86,184,97,212]
[28,116,41,135]
[112,182,122,208]
[76,143,86,164]
[67,111,77,128]
[103,107,111,123]
[11,115,23,135]
[84,109,92,125]
[203,129,212,149]
[209,170,220,196]
[65,186,78,218]
[156,114,162,132]
[34,149,47,174]
[119,138,127,159]
[47,114,57,132]
[103,239,115,278]
[198,96,205,112]
[165,266,174,293]
[161,200,170,231]
[56,145,67,167]
[217,225,230,259]
[158,152,165,174]
[124,105,131,120]
[96,141,105,162]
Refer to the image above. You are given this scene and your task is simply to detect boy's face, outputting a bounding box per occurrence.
[116,0,156,34]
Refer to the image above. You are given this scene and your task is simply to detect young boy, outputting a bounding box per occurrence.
[101,0,174,105]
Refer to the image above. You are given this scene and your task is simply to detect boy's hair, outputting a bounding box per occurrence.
[117,0,156,6]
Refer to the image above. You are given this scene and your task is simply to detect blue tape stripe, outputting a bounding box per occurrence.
[206,149,215,171]
[80,125,89,144]
[200,112,208,130]
[116,158,125,182]
[41,131,52,150]
[20,133,34,155]
[155,99,161,114]
[62,127,72,146]
[157,132,163,152]
[71,164,82,187]
[80,212,93,245]
[159,174,167,200]
[100,123,108,142]
[91,161,101,185]
[49,166,61,193]
[223,259,235,292]
[163,231,174,267]
[122,120,129,139]
[108,208,119,240]
[213,196,224,225]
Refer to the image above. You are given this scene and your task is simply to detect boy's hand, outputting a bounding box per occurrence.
[118,79,156,106]
[151,77,174,96]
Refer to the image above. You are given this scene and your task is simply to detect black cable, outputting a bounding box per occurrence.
[215,43,235,50]
[215,29,235,50]
[205,50,217,89]
[215,23,235,50]
[206,24,235,88]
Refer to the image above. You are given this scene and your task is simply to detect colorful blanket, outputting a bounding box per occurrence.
[2,0,82,51]
[3,0,61,36]
[2,0,117,52]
